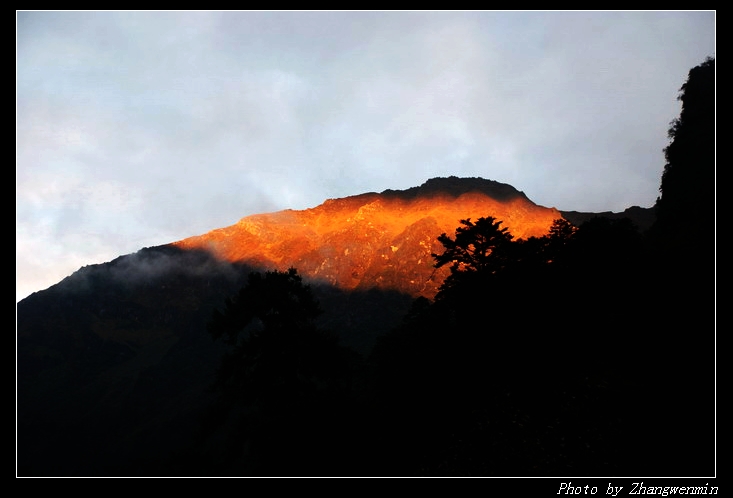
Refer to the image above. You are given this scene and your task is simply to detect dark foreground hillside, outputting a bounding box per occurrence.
[16,57,715,477]
[16,246,413,476]
[16,213,714,477]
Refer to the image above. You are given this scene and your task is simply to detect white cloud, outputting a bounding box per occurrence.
[16,11,715,301]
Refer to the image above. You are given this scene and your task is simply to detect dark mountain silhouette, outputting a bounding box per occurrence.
[12,175,699,477]
[13,177,577,476]
[560,205,655,233]
[16,57,714,477]
[13,177,667,477]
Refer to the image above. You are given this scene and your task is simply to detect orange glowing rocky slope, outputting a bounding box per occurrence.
[172,177,563,298]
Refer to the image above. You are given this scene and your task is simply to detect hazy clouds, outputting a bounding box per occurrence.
[16,11,715,301]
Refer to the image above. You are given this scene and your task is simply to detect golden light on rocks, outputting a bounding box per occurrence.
[172,183,562,299]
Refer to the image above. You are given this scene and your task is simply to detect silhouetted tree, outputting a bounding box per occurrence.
[209,267,321,346]
[503,218,578,280]
[646,57,715,475]
[545,217,578,257]
[433,216,514,274]
[202,268,358,475]
[653,56,715,254]
[431,217,517,302]
[368,215,647,475]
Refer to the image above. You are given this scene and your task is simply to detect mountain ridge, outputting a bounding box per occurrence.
[171,176,565,299]
[17,55,713,477]
[15,175,660,476]
[17,176,655,306]
[378,176,532,202]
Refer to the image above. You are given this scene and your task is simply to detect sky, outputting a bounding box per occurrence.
[16,11,715,303]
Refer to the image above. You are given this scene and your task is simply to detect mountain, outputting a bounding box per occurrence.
[16,176,651,476]
[172,176,564,299]
[560,205,655,233]
[17,57,714,477]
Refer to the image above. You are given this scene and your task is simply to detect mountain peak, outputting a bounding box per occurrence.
[380,176,529,202]
[173,177,560,298]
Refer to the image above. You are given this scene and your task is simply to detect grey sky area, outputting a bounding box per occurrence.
[16,11,715,302]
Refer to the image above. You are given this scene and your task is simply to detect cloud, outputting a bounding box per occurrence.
[16,11,715,301]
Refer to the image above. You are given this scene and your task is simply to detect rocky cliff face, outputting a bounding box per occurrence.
[173,177,563,298]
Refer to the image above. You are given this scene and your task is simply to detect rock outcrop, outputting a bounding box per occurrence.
[173,177,563,298]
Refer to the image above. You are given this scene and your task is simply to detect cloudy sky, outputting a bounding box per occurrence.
[16,11,715,302]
